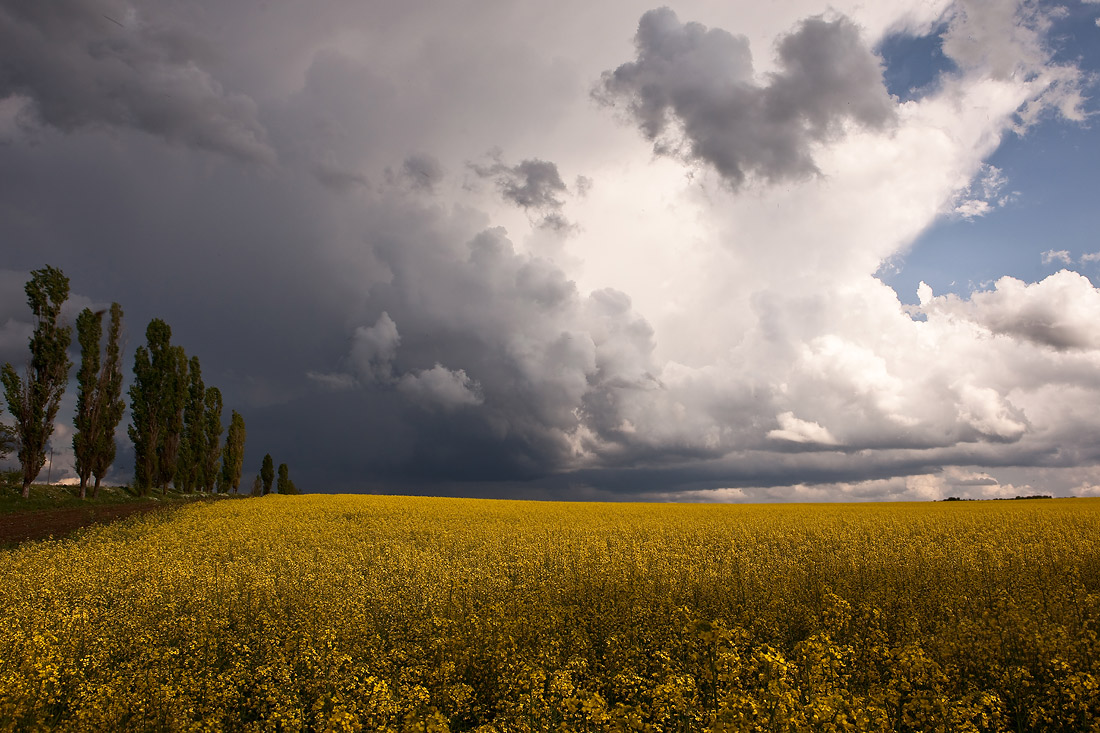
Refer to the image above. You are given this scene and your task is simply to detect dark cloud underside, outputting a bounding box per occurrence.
[596,7,895,187]
[0,0,273,163]
[470,156,573,231]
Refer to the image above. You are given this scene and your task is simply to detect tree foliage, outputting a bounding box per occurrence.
[219,410,246,494]
[276,462,299,495]
[129,320,193,494]
[177,356,206,492]
[201,387,223,493]
[72,305,125,499]
[1,266,72,498]
[92,304,125,497]
[155,345,188,492]
[261,454,274,495]
[71,304,126,499]
[73,308,103,497]
[128,320,171,495]
[0,407,14,463]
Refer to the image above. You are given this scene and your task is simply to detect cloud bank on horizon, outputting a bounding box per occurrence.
[2,0,1100,501]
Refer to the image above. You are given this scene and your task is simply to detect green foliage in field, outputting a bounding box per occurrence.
[1,497,1098,731]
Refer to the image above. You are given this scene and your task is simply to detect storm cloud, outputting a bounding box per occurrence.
[596,8,896,186]
[400,154,444,193]
[0,0,274,164]
[470,156,574,231]
[2,0,1099,501]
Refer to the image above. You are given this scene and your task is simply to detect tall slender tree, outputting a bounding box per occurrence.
[219,410,246,493]
[276,463,289,494]
[1,266,72,499]
[177,356,205,492]
[89,303,125,498]
[155,345,188,492]
[129,319,172,495]
[72,308,103,497]
[261,453,274,495]
[200,387,223,492]
[73,304,127,499]
[276,463,298,494]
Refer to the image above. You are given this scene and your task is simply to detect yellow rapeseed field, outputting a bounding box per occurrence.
[1,495,1098,732]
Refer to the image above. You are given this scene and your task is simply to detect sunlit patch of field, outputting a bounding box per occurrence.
[1,495,1098,731]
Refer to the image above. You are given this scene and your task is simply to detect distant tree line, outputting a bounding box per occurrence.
[0,266,298,500]
[943,495,1055,501]
[248,452,297,496]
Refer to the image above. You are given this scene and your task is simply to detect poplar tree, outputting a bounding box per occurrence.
[72,305,124,499]
[219,410,246,493]
[89,303,125,498]
[201,387,223,492]
[155,345,188,491]
[276,462,300,494]
[73,308,103,498]
[250,475,262,497]
[1,266,72,499]
[129,319,173,495]
[261,453,274,495]
[177,356,205,492]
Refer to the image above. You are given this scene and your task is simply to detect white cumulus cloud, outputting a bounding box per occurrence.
[768,413,841,446]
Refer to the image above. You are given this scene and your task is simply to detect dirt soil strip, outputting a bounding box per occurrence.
[0,502,178,547]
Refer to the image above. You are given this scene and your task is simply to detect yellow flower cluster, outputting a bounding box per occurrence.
[1,496,1098,731]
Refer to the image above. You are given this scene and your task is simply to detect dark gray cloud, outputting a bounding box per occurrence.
[596,7,896,187]
[266,49,396,185]
[401,153,444,193]
[309,210,663,478]
[0,0,274,164]
[312,162,369,192]
[470,155,574,231]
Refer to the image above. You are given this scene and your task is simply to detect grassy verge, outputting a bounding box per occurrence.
[0,480,232,515]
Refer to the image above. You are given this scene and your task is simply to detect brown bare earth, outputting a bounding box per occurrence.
[0,502,177,547]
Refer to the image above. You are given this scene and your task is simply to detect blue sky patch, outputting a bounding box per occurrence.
[881,5,1100,304]
[876,25,955,103]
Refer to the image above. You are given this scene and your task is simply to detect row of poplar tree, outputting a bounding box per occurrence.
[0,265,291,500]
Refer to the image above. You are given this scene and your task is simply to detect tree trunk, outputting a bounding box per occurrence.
[79,478,87,500]
[92,475,102,499]
[21,478,30,499]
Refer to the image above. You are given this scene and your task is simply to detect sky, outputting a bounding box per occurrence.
[2,0,1100,502]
